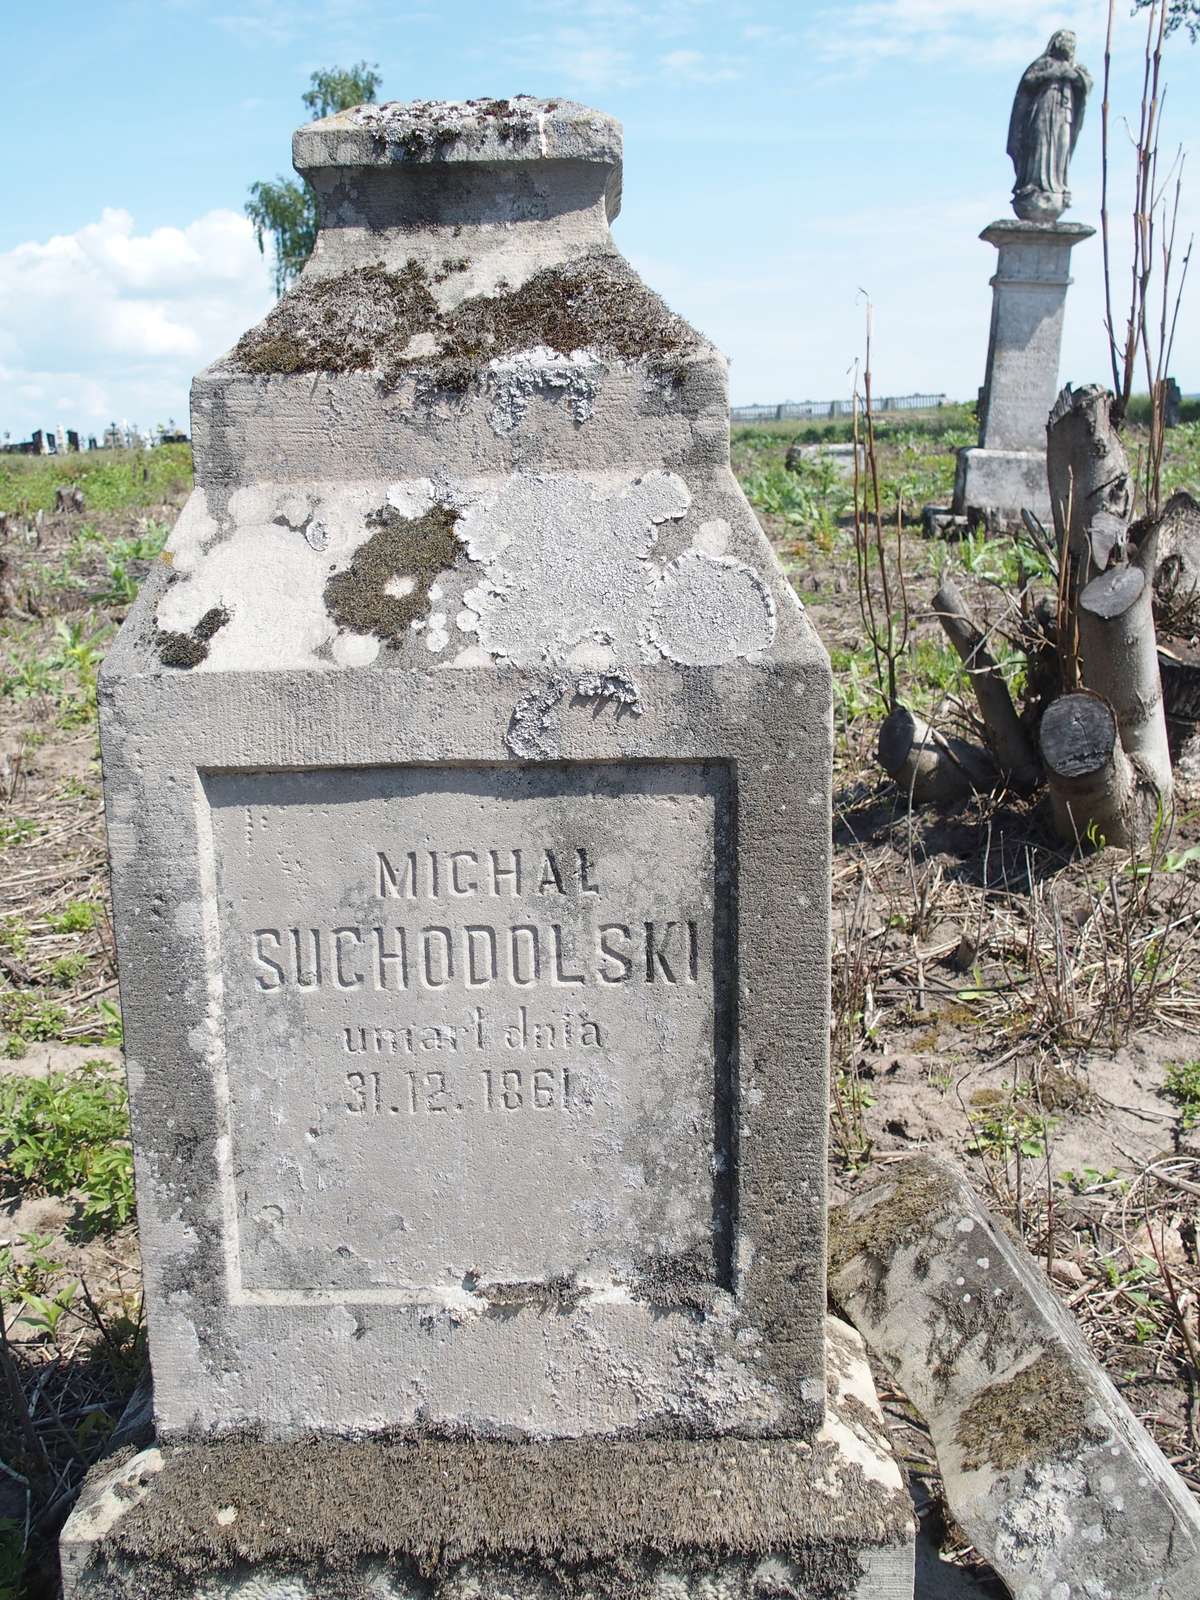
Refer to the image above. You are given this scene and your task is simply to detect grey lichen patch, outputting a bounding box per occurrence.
[574,669,643,714]
[505,670,644,759]
[486,346,602,435]
[350,95,560,159]
[647,552,776,666]
[155,605,229,670]
[231,253,701,391]
[459,472,691,667]
[955,1349,1101,1473]
[506,674,571,760]
[324,504,460,645]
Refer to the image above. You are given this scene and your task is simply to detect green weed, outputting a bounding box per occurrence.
[0,817,39,849]
[97,522,168,606]
[1163,1059,1200,1130]
[0,992,67,1050]
[47,900,98,934]
[967,1087,1057,1159]
[0,1060,134,1230]
[49,953,88,986]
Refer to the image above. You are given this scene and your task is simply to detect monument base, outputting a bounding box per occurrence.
[952,444,1050,528]
[60,1319,914,1600]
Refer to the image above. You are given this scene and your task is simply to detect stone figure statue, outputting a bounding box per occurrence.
[1007,30,1092,222]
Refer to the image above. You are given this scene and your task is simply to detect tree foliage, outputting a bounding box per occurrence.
[1134,0,1199,40]
[246,62,382,297]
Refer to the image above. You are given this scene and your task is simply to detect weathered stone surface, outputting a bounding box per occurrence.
[96,96,833,1444]
[950,219,1093,529]
[60,1319,915,1600]
[830,1154,1200,1600]
[1007,31,1091,223]
[953,444,1052,526]
[976,221,1093,455]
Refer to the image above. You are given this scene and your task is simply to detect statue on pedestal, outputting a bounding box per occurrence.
[1007,29,1092,222]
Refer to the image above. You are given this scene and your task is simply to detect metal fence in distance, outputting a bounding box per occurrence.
[730,392,948,424]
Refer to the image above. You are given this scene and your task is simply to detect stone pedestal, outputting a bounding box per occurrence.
[61,1320,915,1599]
[953,219,1093,526]
[63,96,912,1596]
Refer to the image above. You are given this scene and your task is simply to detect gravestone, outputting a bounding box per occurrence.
[952,29,1094,528]
[62,97,914,1597]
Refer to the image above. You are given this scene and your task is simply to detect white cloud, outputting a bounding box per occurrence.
[807,1,1126,69]
[503,0,737,90]
[504,30,640,90]
[0,209,273,439]
[659,48,741,83]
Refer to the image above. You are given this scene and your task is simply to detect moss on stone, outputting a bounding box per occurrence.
[156,606,229,669]
[827,1155,962,1278]
[955,1348,1100,1473]
[629,1246,714,1316]
[234,260,437,378]
[468,1274,585,1315]
[232,252,701,390]
[323,504,460,645]
[103,1436,905,1593]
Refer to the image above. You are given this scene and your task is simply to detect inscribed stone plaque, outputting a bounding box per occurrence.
[203,762,732,1299]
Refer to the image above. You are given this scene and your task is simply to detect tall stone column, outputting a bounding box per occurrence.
[954,218,1094,526]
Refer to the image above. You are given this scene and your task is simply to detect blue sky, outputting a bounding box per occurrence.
[2,0,1197,439]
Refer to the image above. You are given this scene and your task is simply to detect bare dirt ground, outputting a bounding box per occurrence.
[1,424,1198,1597]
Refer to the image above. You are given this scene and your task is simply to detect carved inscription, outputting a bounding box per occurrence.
[204,764,729,1295]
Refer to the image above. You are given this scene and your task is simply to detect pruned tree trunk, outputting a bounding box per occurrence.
[932,582,1040,793]
[1150,489,1200,619]
[1077,529,1173,802]
[1038,692,1154,847]
[877,704,997,805]
[1046,384,1134,583]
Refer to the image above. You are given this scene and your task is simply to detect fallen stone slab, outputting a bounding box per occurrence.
[829,1153,1200,1600]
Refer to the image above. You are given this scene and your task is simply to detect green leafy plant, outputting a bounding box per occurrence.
[0,1060,135,1230]
[0,992,67,1051]
[97,523,168,606]
[47,900,98,934]
[0,816,38,848]
[1164,1058,1200,1128]
[50,952,87,986]
[967,1087,1057,1159]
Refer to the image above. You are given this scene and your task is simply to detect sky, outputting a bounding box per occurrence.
[1,0,1197,440]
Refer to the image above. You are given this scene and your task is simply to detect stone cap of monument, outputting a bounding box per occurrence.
[980,218,1095,246]
[294,95,622,176]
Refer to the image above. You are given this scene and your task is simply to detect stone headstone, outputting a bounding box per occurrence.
[1164,376,1182,428]
[65,96,912,1597]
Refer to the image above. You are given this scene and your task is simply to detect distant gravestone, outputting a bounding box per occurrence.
[1165,377,1183,428]
[63,98,913,1597]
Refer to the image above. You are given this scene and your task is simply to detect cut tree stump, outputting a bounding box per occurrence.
[1077,552,1173,801]
[1039,691,1157,847]
[877,705,997,805]
[1046,384,1133,584]
[1151,489,1200,617]
[932,582,1040,792]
